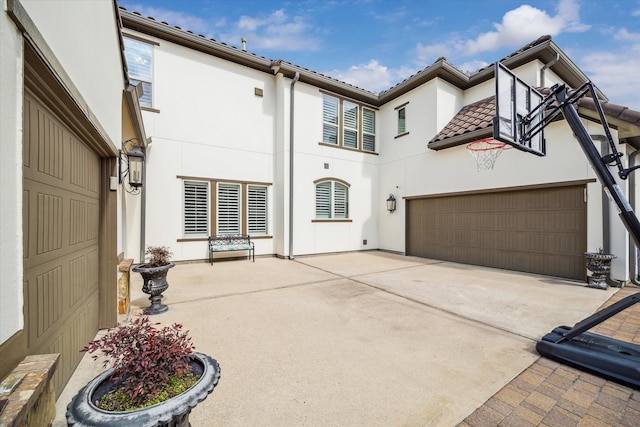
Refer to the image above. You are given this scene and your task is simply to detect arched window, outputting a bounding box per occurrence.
[315,179,349,219]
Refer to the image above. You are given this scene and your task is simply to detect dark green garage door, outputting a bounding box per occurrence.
[406,185,587,280]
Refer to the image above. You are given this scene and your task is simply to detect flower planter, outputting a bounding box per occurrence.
[133,263,175,314]
[66,352,220,427]
[584,251,616,290]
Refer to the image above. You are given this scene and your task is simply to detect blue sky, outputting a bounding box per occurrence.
[119,0,640,110]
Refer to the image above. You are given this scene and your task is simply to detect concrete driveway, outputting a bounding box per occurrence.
[55,251,615,426]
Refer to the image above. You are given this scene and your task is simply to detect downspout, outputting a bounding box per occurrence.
[289,71,300,260]
[593,134,624,287]
[629,148,640,285]
[540,53,560,87]
[140,153,147,263]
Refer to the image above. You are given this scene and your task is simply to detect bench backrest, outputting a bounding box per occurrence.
[208,234,252,247]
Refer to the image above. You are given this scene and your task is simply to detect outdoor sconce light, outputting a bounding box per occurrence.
[386,193,396,213]
[119,138,145,194]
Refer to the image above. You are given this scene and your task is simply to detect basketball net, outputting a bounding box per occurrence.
[466,138,510,171]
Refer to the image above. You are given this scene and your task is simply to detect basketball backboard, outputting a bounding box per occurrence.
[493,62,546,156]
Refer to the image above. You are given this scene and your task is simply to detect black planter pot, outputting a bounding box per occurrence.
[133,263,175,314]
[66,352,220,427]
[584,251,616,290]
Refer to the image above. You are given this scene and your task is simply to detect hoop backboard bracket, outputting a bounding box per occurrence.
[493,62,546,156]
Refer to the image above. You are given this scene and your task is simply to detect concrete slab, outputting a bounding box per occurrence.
[54,252,617,426]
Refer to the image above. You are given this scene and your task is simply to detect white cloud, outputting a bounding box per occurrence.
[228,9,321,51]
[325,60,417,93]
[579,43,640,111]
[411,0,589,70]
[123,4,217,38]
[465,0,588,55]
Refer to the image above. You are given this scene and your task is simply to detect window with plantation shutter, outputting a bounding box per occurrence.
[320,94,376,153]
[217,183,241,234]
[248,186,268,234]
[362,108,375,151]
[343,101,358,148]
[315,180,349,219]
[322,95,339,144]
[124,37,153,108]
[334,183,348,218]
[315,181,331,218]
[183,181,208,237]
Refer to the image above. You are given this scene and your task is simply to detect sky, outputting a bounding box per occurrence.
[118,0,640,110]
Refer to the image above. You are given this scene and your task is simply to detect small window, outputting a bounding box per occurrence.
[315,180,349,219]
[124,37,153,107]
[217,183,241,234]
[247,185,268,235]
[183,181,209,237]
[397,107,406,135]
[322,95,339,145]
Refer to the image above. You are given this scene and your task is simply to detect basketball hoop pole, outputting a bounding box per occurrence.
[536,82,640,389]
[552,83,640,249]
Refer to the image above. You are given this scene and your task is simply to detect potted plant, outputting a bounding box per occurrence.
[66,313,220,426]
[133,246,175,314]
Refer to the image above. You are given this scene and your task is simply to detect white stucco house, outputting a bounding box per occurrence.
[120,8,640,285]
[2,0,640,398]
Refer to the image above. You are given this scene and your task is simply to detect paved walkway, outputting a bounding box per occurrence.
[459,286,640,427]
[54,252,636,426]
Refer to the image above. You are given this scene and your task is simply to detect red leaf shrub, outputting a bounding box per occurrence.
[83,313,196,408]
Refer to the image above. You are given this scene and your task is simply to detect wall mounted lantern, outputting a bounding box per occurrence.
[386,194,396,213]
[119,138,145,194]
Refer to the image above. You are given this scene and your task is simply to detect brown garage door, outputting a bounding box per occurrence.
[22,92,101,396]
[406,185,587,280]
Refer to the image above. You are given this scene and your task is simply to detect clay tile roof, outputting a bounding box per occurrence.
[428,96,494,144]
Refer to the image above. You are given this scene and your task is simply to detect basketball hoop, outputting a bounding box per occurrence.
[466,138,510,171]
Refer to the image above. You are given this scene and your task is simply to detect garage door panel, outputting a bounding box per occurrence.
[407,186,587,280]
[23,92,100,396]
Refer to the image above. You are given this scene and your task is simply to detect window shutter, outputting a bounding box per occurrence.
[343,102,358,148]
[322,96,339,144]
[334,183,348,218]
[363,108,375,151]
[315,181,332,218]
[217,183,241,234]
[184,181,208,236]
[248,186,267,234]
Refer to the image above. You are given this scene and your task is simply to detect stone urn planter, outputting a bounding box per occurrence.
[584,250,616,290]
[66,352,220,427]
[133,246,175,314]
[133,262,175,314]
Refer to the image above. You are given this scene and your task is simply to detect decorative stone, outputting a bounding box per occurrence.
[0,354,59,427]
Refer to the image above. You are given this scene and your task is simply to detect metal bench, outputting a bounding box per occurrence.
[208,234,254,265]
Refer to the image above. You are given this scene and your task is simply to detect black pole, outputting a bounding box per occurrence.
[554,86,640,250]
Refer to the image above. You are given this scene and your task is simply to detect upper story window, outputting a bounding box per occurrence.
[398,107,406,134]
[395,102,409,137]
[124,36,153,108]
[321,94,376,152]
[315,179,349,219]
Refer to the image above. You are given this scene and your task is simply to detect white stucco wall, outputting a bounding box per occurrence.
[21,0,124,146]
[131,32,279,261]
[0,3,25,344]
